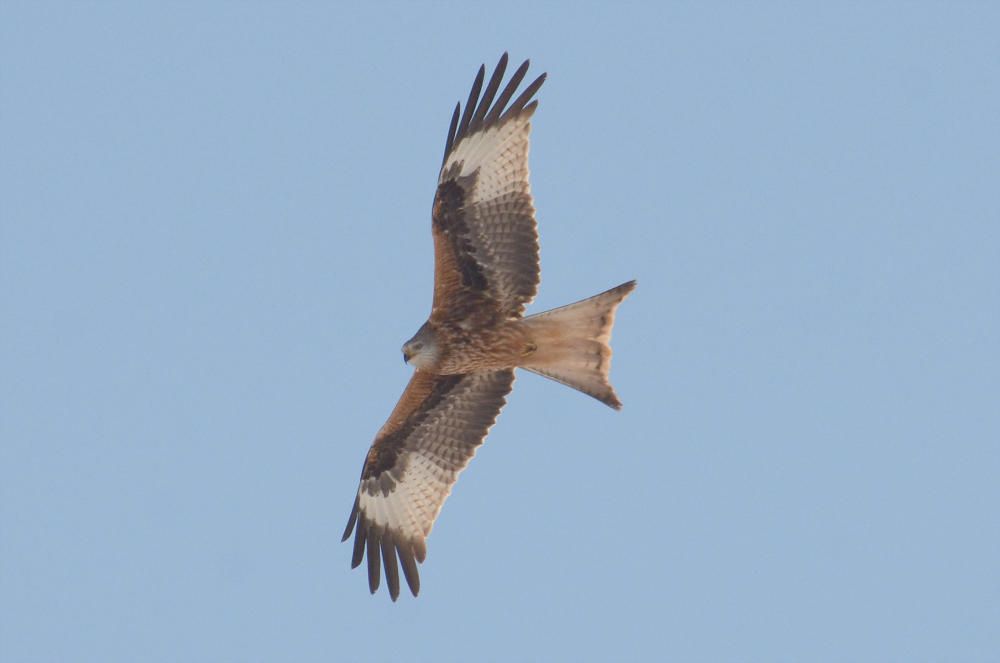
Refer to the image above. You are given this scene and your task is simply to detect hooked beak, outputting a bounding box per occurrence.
[402,350,411,364]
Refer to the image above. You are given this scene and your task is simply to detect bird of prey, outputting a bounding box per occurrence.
[342,54,636,600]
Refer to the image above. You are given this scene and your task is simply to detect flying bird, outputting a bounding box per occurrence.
[342,54,636,600]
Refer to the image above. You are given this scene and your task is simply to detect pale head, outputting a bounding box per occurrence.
[402,322,441,370]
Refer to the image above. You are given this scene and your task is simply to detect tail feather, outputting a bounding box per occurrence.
[519,280,636,409]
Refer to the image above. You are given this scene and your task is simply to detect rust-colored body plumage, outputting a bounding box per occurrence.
[431,320,532,373]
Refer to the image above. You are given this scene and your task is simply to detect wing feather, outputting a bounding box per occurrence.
[366,529,380,593]
[469,53,507,133]
[501,76,546,124]
[380,535,400,601]
[398,543,420,595]
[342,369,515,600]
[442,103,461,167]
[431,53,546,319]
[484,58,530,126]
[457,64,485,140]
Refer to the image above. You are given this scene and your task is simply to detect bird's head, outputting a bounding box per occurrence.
[402,322,440,371]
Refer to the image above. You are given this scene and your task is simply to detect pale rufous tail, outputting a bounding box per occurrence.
[518,280,636,409]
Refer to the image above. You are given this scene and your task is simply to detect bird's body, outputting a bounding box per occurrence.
[417,320,531,374]
[343,54,636,600]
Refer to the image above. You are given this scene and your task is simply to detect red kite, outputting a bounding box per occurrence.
[343,54,635,600]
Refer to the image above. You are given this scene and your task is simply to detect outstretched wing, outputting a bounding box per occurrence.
[431,53,546,321]
[342,369,515,601]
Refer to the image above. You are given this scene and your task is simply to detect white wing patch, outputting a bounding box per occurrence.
[359,452,454,542]
[444,115,532,186]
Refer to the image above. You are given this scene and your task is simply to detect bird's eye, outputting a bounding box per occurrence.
[413,342,423,350]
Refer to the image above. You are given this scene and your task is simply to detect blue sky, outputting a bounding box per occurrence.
[2,2,998,661]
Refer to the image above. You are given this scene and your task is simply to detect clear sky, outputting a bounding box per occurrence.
[2,2,998,661]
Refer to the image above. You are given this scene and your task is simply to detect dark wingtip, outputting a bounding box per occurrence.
[455,63,486,141]
[443,55,546,166]
[442,102,461,168]
[413,539,427,564]
[366,531,381,594]
[469,52,510,134]
[398,541,421,598]
[500,71,547,123]
[349,509,367,568]
[341,498,359,542]
[381,536,401,601]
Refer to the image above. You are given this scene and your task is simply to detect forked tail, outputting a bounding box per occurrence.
[519,280,636,409]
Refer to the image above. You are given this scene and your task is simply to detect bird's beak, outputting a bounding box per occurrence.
[403,350,411,364]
